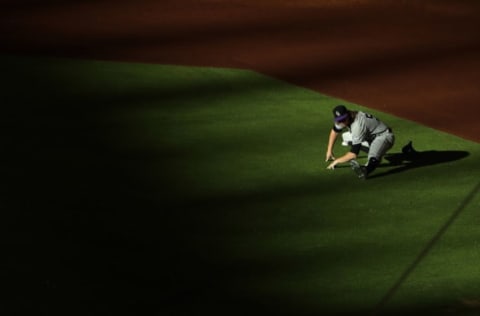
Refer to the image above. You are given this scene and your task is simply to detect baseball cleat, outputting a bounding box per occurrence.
[350,160,368,180]
[402,141,416,154]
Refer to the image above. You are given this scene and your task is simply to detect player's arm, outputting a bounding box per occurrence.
[325,126,341,162]
[326,143,361,170]
[326,151,357,170]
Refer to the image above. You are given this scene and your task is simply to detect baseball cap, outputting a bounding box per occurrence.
[333,105,349,122]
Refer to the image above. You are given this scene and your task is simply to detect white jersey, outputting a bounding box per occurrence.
[339,111,389,145]
[332,109,395,174]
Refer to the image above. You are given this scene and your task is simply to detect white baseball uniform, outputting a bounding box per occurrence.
[334,111,394,162]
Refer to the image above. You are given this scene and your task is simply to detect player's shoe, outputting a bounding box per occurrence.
[402,141,416,154]
[401,141,419,160]
[350,160,368,180]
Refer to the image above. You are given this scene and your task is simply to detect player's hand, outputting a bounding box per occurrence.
[325,152,335,162]
[326,161,337,170]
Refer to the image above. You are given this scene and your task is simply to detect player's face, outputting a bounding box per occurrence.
[336,117,349,128]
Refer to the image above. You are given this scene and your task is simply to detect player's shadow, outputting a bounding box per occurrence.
[369,143,469,179]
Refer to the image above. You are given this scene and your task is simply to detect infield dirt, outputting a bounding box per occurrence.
[1,0,479,143]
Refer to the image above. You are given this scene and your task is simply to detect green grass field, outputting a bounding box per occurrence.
[1,55,479,315]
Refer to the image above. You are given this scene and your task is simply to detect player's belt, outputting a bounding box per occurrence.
[374,127,393,138]
[379,127,393,134]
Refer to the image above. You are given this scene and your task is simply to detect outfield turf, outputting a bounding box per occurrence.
[1,55,479,315]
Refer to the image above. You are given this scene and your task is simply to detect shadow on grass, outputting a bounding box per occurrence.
[0,56,336,315]
[369,148,470,179]
[1,56,476,315]
[372,180,480,316]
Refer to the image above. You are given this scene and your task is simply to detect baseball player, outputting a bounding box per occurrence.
[325,105,395,179]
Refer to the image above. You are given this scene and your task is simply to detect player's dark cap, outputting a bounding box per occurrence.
[333,105,349,122]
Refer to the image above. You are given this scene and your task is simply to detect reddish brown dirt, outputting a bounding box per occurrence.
[2,0,480,143]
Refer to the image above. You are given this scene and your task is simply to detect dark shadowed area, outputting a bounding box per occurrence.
[1,1,480,316]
